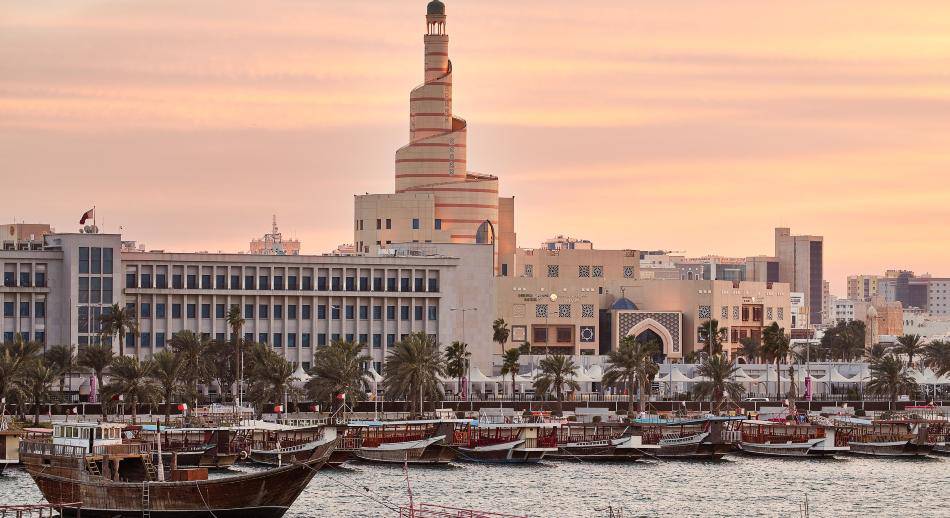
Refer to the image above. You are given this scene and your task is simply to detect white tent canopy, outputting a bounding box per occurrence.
[586,364,604,382]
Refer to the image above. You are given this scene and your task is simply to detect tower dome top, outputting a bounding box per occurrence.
[427,0,445,15]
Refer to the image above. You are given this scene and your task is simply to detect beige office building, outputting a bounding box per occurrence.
[775,227,824,325]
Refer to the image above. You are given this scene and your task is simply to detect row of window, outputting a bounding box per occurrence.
[712,305,785,322]
[2,301,46,318]
[2,271,48,288]
[2,331,45,343]
[356,218,441,231]
[125,273,439,293]
[79,276,114,304]
[78,247,114,275]
[535,304,595,319]
[123,331,431,349]
[127,302,439,321]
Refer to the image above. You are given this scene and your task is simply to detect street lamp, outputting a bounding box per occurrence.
[450,307,476,410]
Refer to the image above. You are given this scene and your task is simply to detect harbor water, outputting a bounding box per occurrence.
[1,455,946,517]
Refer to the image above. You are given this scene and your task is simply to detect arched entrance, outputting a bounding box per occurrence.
[633,328,667,364]
[625,317,675,362]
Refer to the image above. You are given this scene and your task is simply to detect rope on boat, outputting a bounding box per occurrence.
[194,481,219,518]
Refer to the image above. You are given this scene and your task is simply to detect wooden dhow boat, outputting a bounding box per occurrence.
[546,424,654,461]
[336,420,457,465]
[19,421,330,517]
[837,419,934,457]
[737,420,849,457]
[451,422,559,464]
[635,417,741,460]
[138,426,246,469]
[248,425,338,467]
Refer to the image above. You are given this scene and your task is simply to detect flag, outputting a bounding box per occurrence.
[79,207,95,224]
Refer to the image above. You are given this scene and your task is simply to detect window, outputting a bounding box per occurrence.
[91,247,101,274]
[387,278,397,292]
[259,333,268,344]
[373,305,382,319]
[35,272,46,287]
[547,265,559,278]
[359,276,369,291]
[331,277,341,291]
[259,276,270,290]
[19,271,31,287]
[318,305,327,319]
[216,275,226,289]
[318,276,328,291]
[140,332,150,347]
[215,304,226,319]
[244,275,255,290]
[187,275,197,289]
[79,277,89,303]
[287,333,297,348]
[592,266,604,278]
[412,218,420,230]
[414,306,424,320]
[359,305,368,319]
[400,278,411,292]
[317,333,327,346]
[558,304,571,318]
[428,306,438,320]
[331,305,340,320]
[400,306,410,320]
[156,333,166,347]
[187,304,197,319]
[345,333,354,343]
[245,304,254,319]
[578,265,590,278]
[172,304,182,319]
[345,277,355,291]
[524,265,533,278]
[201,304,211,319]
[536,304,548,318]
[302,304,311,319]
[533,326,548,343]
[103,248,113,273]
[288,276,298,290]
[140,303,150,318]
[373,334,382,348]
[742,307,750,322]
[385,218,392,229]
[259,305,269,319]
[302,276,312,290]
[201,274,211,288]
[556,327,572,343]
[173,274,183,289]
[288,304,298,319]
[414,278,424,292]
[230,275,240,289]
[358,333,368,345]
[79,247,89,273]
[35,301,46,318]
[155,303,165,319]
[332,333,341,343]
[126,273,137,289]
[302,333,311,348]
[126,333,135,348]
[778,307,785,321]
[345,305,355,319]
[387,305,396,319]
[19,301,30,317]
[274,275,284,290]
[434,218,442,230]
[721,306,729,319]
[274,305,283,319]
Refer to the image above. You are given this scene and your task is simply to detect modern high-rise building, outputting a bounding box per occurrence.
[847,274,883,302]
[774,227,824,326]
[353,0,516,274]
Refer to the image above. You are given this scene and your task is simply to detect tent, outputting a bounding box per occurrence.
[290,364,312,389]
[586,364,604,383]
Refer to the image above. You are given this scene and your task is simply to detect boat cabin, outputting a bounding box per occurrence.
[51,422,125,454]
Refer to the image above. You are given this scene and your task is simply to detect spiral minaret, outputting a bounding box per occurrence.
[394,0,500,244]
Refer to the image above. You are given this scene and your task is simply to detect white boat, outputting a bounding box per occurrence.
[737,420,848,457]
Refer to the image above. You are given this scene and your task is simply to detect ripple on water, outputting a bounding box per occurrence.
[1,456,947,517]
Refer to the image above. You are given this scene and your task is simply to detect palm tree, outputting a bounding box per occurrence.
[17,361,57,425]
[532,354,580,415]
[697,320,727,356]
[168,330,211,407]
[77,342,114,418]
[383,332,445,417]
[0,334,41,418]
[500,348,522,397]
[98,303,138,353]
[822,320,866,361]
[444,341,471,397]
[226,305,245,402]
[921,340,950,378]
[683,350,700,364]
[692,354,745,412]
[206,339,237,404]
[245,347,301,412]
[894,334,924,367]
[738,337,761,363]
[865,342,890,362]
[45,344,75,400]
[106,356,159,425]
[602,337,660,416]
[763,323,791,396]
[151,350,182,425]
[492,318,510,354]
[866,355,917,409]
[306,341,370,412]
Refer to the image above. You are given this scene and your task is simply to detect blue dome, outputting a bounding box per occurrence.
[427,0,445,15]
[610,297,638,311]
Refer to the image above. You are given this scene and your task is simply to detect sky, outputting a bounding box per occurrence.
[3,0,950,296]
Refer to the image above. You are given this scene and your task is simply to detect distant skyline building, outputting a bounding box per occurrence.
[775,227,824,326]
[249,215,300,256]
[542,235,593,251]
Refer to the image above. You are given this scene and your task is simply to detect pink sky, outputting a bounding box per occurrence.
[3,0,950,295]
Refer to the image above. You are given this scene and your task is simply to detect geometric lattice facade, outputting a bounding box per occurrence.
[615,310,683,356]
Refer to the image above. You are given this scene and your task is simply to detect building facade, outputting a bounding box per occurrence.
[2,231,496,373]
[775,227,824,326]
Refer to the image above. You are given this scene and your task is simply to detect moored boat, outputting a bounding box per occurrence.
[636,417,740,460]
[840,420,934,457]
[340,420,458,465]
[248,426,338,467]
[737,420,849,457]
[546,424,649,461]
[926,420,949,454]
[140,426,245,469]
[452,422,558,464]
[19,421,330,518]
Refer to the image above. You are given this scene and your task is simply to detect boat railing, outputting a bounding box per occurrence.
[19,440,87,458]
[92,442,151,456]
[340,436,364,451]
[398,503,526,518]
